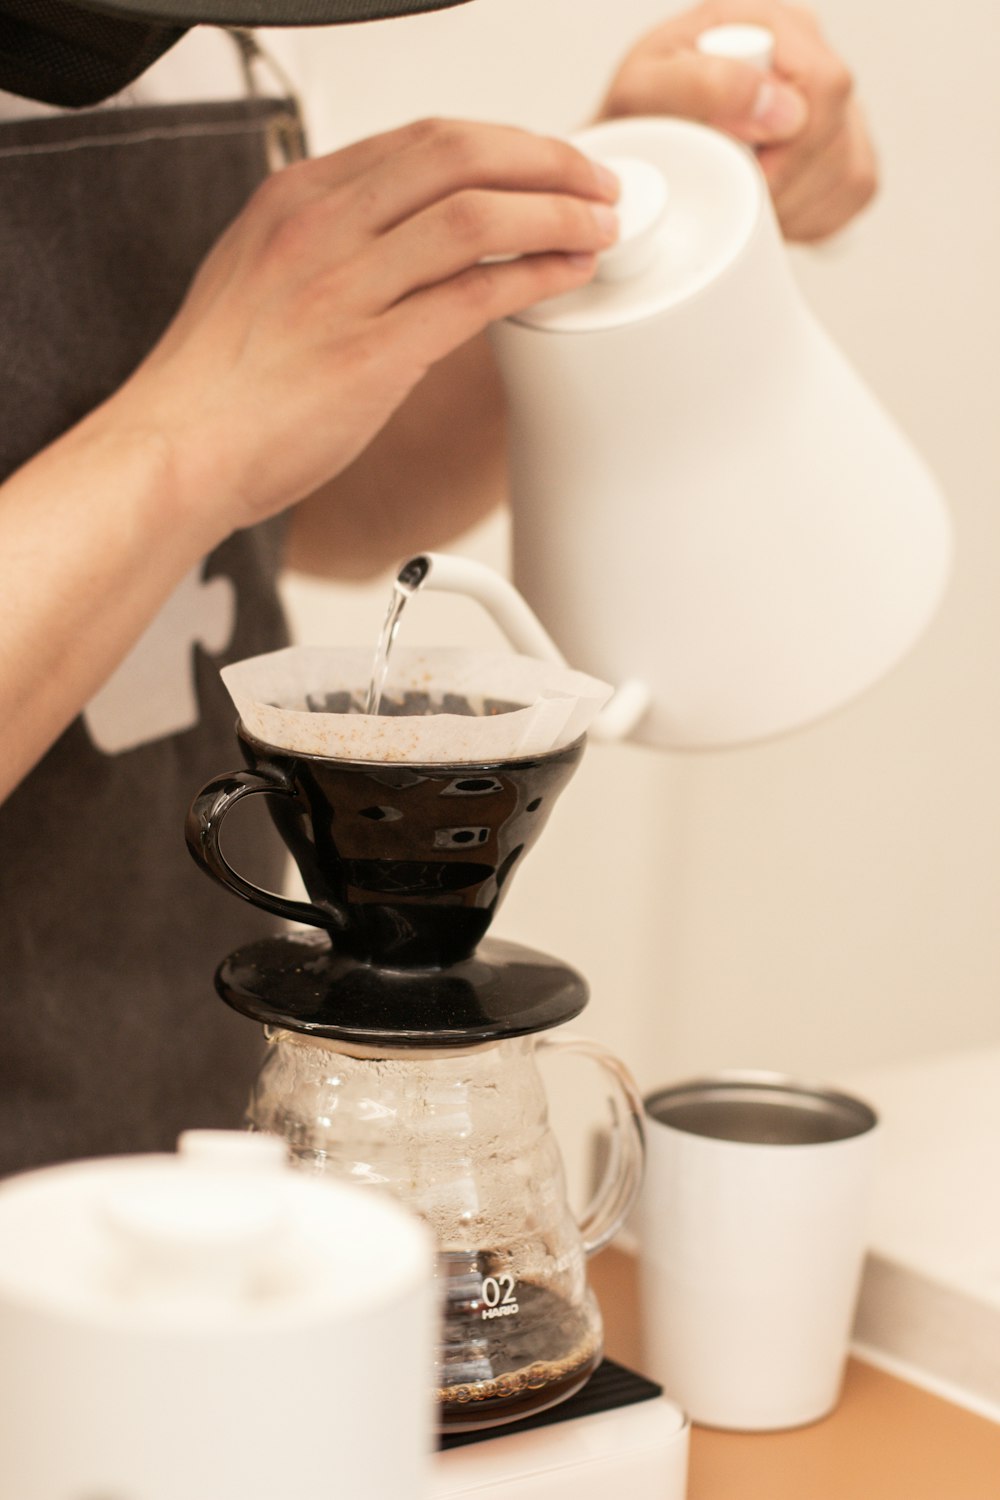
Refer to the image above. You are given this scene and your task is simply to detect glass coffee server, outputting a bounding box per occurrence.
[187,648,644,1433]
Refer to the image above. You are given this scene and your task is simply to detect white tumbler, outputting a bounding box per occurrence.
[0,1132,436,1500]
[635,1073,878,1430]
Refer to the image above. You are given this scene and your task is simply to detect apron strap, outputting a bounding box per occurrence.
[225,27,307,167]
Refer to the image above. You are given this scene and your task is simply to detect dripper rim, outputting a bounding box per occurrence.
[235,721,588,773]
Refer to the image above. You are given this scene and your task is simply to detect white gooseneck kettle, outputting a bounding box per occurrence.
[486,113,951,750]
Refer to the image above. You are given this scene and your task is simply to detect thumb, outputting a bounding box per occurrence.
[724,75,809,145]
[610,51,807,145]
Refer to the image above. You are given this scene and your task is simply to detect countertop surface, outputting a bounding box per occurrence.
[845,1046,1000,1418]
[590,1045,1000,1494]
[589,1247,1000,1500]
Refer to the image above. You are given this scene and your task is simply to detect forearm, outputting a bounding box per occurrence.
[285,332,509,582]
[0,403,219,802]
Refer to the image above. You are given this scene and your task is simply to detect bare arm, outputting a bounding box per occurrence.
[290,0,878,585]
[285,330,507,581]
[0,118,619,803]
[0,415,216,802]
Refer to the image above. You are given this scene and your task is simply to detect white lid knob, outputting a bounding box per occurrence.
[96,1137,289,1306]
[178,1128,288,1170]
[592,155,669,283]
[697,23,775,72]
[103,1168,285,1304]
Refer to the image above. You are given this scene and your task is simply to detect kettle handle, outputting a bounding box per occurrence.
[537,1033,646,1257]
[185,769,343,931]
[401,552,653,742]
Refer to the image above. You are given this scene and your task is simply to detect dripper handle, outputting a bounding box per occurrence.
[185,769,345,932]
[537,1033,646,1257]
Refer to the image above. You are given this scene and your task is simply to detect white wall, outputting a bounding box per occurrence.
[273,0,1000,1141]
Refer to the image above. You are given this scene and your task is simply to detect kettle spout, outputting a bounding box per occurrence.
[396,552,649,744]
[397,552,567,665]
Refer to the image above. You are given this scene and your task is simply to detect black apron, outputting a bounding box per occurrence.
[0,87,306,1175]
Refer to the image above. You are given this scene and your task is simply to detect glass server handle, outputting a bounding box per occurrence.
[537,1033,646,1257]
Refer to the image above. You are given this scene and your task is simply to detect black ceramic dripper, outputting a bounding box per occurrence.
[185,727,589,1047]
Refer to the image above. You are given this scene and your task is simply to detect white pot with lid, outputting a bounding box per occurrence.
[0,1132,436,1500]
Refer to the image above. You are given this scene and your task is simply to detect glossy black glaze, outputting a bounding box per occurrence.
[187,728,584,969]
[216,932,589,1046]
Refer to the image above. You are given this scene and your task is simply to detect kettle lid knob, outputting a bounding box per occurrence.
[591,154,669,283]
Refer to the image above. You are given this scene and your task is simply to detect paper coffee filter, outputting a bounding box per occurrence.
[221,646,613,763]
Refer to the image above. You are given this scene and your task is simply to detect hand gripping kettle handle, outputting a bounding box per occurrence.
[185,769,345,932]
[537,1033,646,1257]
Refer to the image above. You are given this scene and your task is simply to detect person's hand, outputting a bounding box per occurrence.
[106,117,620,542]
[599,0,877,242]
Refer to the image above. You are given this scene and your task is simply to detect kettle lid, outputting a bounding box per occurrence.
[509,116,762,334]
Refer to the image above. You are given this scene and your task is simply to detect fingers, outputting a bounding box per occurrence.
[604,45,759,121]
[140,115,628,532]
[385,251,603,370]
[756,9,856,194]
[234,116,621,307]
[368,188,619,308]
[760,100,877,241]
[604,49,807,143]
[307,117,620,232]
[599,0,878,242]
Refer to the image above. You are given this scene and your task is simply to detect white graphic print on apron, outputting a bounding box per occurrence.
[83,563,239,754]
